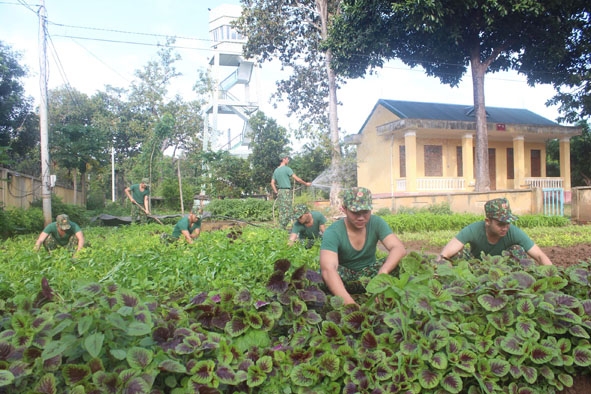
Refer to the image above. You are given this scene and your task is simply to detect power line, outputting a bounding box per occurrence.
[50,34,212,53]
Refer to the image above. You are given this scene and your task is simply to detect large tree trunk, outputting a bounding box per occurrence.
[470,49,490,192]
[318,0,343,209]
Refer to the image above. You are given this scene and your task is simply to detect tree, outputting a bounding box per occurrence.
[516,6,591,124]
[0,41,38,171]
[329,0,588,192]
[248,111,290,193]
[49,87,110,204]
[236,0,344,206]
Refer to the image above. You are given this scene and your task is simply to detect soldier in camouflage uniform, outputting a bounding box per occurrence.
[320,187,407,305]
[437,197,553,265]
[271,153,311,230]
[125,178,150,224]
[34,214,85,256]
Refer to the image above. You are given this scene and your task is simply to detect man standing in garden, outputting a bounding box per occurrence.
[437,197,553,265]
[288,204,327,248]
[125,178,150,224]
[320,187,407,305]
[34,214,85,256]
[270,153,311,230]
[162,206,202,244]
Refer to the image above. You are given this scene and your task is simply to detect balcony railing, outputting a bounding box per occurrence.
[396,178,466,192]
[525,177,563,189]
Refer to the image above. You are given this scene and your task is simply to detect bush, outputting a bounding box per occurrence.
[1,207,44,237]
[205,198,273,221]
[29,195,88,226]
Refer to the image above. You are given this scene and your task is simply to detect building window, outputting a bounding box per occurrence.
[531,149,541,177]
[456,146,463,177]
[424,145,442,176]
[507,148,514,180]
[399,146,406,178]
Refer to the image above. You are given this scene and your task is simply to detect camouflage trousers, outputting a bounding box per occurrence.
[43,234,78,252]
[337,259,384,282]
[276,189,293,230]
[131,203,148,224]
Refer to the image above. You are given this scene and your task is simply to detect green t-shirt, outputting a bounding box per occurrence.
[320,215,393,271]
[172,215,202,239]
[291,211,327,240]
[455,221,535,258]
[129,183,150,205]
[272,165,294,189]
[42,221,82,246]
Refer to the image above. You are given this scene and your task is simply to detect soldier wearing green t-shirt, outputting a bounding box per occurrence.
[162,206,202,244]
[320,187,406,305]
[125,178,150,224]
[288,204,327,248]
[271,153,311,230]
[34,214,85,255]
[437,197,553,265]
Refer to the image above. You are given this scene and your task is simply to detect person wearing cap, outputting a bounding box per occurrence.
[34,214,85,255]
[125,178,150,224]
[163,206,202,244]
[271,153,312,230]
[437,197,553,265]
[288,204,327,248]
[320,187,407,305]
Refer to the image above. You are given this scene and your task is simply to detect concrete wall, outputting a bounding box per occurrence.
[571,187,591,223]
[0,168,85,209]
[312,188,545,217]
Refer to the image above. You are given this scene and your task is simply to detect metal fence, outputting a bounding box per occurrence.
[542,188,564,216]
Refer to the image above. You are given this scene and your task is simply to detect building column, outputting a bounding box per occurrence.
[513,136,525,189]
[560,137,572,191]
[461,133,474,189]
[405,131,417,192]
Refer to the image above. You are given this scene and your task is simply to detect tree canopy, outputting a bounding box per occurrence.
[329,0,590,191]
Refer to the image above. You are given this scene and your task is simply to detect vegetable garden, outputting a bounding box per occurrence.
[1,214,591,393]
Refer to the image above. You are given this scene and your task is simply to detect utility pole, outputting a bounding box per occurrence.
[38,0,52,225]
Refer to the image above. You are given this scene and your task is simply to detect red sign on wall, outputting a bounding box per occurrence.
[496,123,506,131]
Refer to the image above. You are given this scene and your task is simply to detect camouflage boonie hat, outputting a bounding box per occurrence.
[141,178,150,186]
[343,187,372,212]
[279,152,290,160]
[485,198,518,223]
[56,214,71,230]
[293,204,310,220]
[190,206,201,217]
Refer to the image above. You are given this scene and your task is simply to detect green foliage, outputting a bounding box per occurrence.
[0,207,43,237]
[205,198,274,222]
[29,195,89,227]
[383,212,570,234]
[158,177,196,210]
[1,226,591,392]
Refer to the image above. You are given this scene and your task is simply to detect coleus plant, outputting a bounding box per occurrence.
[1,254,591,393]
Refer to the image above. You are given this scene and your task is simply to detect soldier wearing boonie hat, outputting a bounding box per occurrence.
[437,197,553,266]
[125,178,151,224]
[288,204,327,248]
[270,152,312,230]
[34,213,85,255]
[164,205,202,244]
[319,187,407,305]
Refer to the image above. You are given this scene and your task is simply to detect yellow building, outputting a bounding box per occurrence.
[347,100,582,198]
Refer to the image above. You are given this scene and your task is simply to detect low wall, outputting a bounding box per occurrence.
[0,168,84,209]
[571,187,591,223]
[312,188,545,216]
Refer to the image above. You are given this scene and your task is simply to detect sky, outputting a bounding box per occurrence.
[0,0,565,152]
